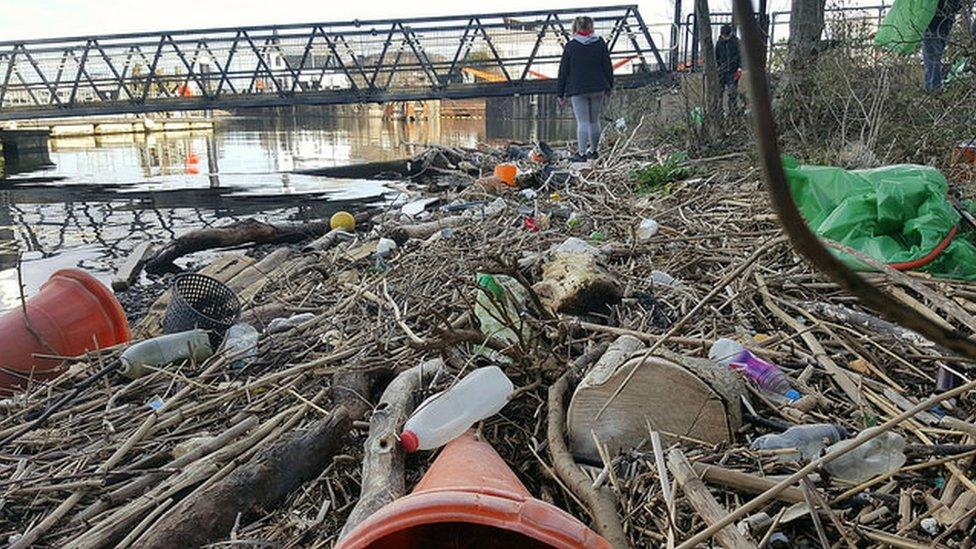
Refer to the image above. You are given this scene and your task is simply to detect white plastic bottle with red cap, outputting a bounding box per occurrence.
[400,366,514,453]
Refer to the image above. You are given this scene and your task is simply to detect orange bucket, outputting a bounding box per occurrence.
[0,268,130,392]
[339,431,611,549]
[493,163,518,186]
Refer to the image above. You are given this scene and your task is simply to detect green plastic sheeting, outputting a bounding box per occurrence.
[875,0,938,55]
[783,157,976,280]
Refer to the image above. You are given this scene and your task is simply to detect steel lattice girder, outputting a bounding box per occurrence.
[0,5,670,120]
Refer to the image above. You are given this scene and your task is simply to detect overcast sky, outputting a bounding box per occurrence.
[0,0,801,42]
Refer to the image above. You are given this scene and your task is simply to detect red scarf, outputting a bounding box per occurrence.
[577,29,593,36]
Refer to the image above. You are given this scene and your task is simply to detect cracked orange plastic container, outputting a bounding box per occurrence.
[0,269,130,392]
[338,431,611,549]
[493,163,518,186]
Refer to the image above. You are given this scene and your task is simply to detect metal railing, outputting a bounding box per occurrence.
[675,3,893,71]
[0,5,670,120]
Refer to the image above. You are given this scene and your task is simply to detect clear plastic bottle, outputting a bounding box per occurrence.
[400,366,514,452]
[823,428,907,483]
[709,338,801,401]
[120,330,213,379]
[751,423,848,462]
[225,323,259,370]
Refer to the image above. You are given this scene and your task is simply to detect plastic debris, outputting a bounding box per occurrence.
[710,338,801,402]
[400,366,514,452]
[637,218,659,241]
[120,330,213,380]
[267,313,317,334]
[823,428,907,483]
[375,238,398,258]
[225,323,259,370]
[751,424,848,462]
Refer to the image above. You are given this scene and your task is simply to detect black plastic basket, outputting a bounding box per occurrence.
[163,273,241,343]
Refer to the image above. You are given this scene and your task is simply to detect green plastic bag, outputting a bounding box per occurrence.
[783,157,976,280]
[875,0,939,55]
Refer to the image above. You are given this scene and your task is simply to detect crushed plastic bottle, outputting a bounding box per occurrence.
[751,423,848,462]
[823,427,907,483]
[225,323,259,370]
[267,312,316,334]
[120,330,213,379]
[473,273,530,360]
[637,218,659,241]
[552,237,602,257]
[400,366,514,452]
[651,270,678,287]
[709,338,801,402]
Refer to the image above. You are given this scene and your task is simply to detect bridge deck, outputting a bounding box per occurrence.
[0,5,670,121]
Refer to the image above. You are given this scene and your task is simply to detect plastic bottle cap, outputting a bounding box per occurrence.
[400,430,419,453]
[785,389,801,401]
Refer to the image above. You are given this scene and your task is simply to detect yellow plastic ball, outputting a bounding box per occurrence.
[330,211,356,232]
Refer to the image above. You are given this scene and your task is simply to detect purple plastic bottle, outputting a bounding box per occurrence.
[709,338,801,401]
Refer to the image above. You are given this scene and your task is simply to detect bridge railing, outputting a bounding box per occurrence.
[0,5,670,120]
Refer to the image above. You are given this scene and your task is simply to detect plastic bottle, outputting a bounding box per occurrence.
[120,330,213,379]
[709,338,801,401]
[267,313,316,334]
[751,423,848,462]
[225,323,259,370]
[823,428,907,483]
[400,366,514,452]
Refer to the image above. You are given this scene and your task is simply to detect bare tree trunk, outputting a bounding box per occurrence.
[695,0,722,141]
[787,0,827,77]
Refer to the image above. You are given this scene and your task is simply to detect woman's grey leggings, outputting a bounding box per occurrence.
[570,92,605,154]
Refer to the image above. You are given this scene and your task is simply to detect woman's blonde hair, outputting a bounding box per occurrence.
[572,16,594,34]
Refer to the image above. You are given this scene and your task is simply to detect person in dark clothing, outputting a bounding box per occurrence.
[715,24,742,115]
[922,0,963,91]
[557,16,614,161]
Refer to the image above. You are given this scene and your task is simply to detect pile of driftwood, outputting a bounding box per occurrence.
[3,136,976,549]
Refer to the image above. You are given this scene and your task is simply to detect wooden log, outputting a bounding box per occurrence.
[388,215,467,243]
[145,218,331,274]
[568,349,744,462]
[668,449,757,549]
[294,157,423,179]
[112,241,153,291]
[533,252,623,315]
[303,228,354,251]
[548,370,629,548]
[135,406,351,548]
[339,359,444,538]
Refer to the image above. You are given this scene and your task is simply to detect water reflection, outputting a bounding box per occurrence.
[0,108,574,312]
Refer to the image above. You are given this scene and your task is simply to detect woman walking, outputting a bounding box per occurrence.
[557,16,614,161]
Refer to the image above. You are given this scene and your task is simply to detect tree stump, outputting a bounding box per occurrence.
[568,347,744,462]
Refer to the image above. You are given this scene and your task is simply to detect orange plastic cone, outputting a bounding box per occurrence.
[338,431,611,548]
[0,269,130,393]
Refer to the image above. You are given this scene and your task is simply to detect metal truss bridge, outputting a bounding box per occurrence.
[0,5,669,121]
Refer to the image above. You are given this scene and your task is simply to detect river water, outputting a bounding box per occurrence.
[0,108,574,312]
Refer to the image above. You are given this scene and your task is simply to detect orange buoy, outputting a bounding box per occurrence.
[0,269,130,393]
[338,431,611,548]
